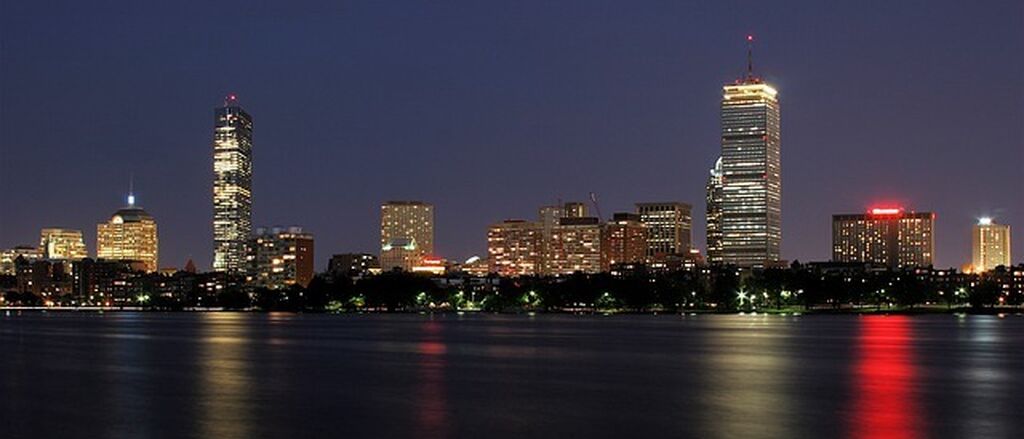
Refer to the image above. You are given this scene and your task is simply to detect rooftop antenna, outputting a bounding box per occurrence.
[746,34,755,80]
[127,172,136,207]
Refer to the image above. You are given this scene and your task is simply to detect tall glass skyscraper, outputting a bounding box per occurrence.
[212,95,253,273]
[718,43,781,267]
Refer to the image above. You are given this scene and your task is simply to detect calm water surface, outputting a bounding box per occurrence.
[1,312,1022,438]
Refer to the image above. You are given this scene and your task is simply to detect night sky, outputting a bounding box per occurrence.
[2,0,1021,270]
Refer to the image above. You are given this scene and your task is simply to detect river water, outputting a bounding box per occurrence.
[1,312,1021,438]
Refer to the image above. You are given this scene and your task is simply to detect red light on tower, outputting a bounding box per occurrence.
[747,34,754,42]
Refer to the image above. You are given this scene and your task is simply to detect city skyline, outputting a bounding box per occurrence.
[2,1,1022,270]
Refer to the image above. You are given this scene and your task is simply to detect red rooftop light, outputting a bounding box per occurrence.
[869,207,903,216]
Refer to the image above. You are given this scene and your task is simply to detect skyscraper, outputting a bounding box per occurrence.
[635,202,692,259]
[248,226,315,289]
[705,157,724,264]
[719,37,781,267]
[972,218,1011,272]
[380,201,434,271]
[96,192,159,272]
[832,207,935,268]
[39,228,87,261]
[212,94,253,273]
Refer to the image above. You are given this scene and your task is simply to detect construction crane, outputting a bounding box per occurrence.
[589,192,603,221]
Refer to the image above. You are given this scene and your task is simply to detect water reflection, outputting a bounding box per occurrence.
[196,313,254,439]
[958,317,1009,437]
[849,316,920,439]
[415,319,449,438]
[700,316,794,438]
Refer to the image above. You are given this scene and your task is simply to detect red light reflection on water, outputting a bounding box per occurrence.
[415,320,449,438]
[850,316,920,439]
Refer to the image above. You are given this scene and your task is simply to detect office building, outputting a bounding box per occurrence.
[212,94,253,273]
[972,218,1011,272]
[602,213,647,271]
[636,202,692,259]
[248,226,315,289]
[380,201,434,271]
[1,246,40,275]
[39,228,87,262]
[96,193,158,272]
[832,207,935,268]
[328,253,380,277]
[719,40,782,267]
[547,217,603,275]
[487,219,543,277]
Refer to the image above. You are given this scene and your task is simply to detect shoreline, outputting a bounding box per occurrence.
[3,306,1022,316]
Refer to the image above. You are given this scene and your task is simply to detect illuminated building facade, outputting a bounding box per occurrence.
[1,246,41,275]
[380,201,434,271]
[705,157,724,264]
[546,217,603,275]
[96,194,159,272]
[487,219,543,277]
[635,202,691,259]
[248,226,315,289]
[972,218,1011,272]
[832,208,935,268]
[39,228,87,261]
[719,45,781,268]
[602,213,647,271]
[212,94,253,273]
[538,203,585,274]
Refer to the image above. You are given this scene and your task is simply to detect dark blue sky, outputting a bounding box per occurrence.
[2,0,1022,270]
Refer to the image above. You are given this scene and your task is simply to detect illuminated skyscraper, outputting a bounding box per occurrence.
[719,37,781,267]
[380,201,434,271]
[97,192,159,272]
[212,94,253,273]
[972,218,1011,272]
[39,228,87,261]
[705,157,724,264]
[635,202,691,259]
[832,207,935,268]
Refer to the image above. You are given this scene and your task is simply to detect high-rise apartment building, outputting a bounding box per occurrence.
[719,40,781,267]
[972,218,1011,272]
[832,207,935,268]
[602,213,647,271]
[705,157,724,264]
[248,226,315,289]
[380,201,434,271]
[212,94,253,273]
[487,219,543,277]
[635,202,692,259]
[39,228,87,261]
[96,193,158,272]
[546,217,603,275]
